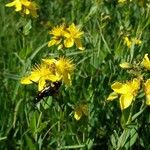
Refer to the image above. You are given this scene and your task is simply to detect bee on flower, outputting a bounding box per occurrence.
[5,0,38,18]
[42,57,75,86]
[48,23,84,50]
[21,57,75,100]
[21,59,59,91]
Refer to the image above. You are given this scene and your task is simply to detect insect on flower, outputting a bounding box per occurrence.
[35,81,62,104]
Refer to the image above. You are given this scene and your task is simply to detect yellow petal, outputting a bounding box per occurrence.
[62,73,71,86]
[49,24,65,36]
[131,78,141,91]
[20,76,33,84]
[111,82,128,94]
[107,92,118,101]
[119,62,132,69]
[75,39,85,50]
[67,23,84,38]
[56,57,74,85]
[21,0,30,7]
[5,1,17,7]
[24,8,30,14]
[48,39,57,47]
[57,44,63,50]
[120,94,133,110]
[81,104,88,116]
[135,39,142,45]
[28,72,41,82]
[38,77,46,91]
[63,31,71,38]
[124,36,132,48]
[38,74,62,91]
[64,38,74,48]
[141,54,150,70]
[42,58,56,65]
[144,79,150,95]
[146,95,150,106]
[74,108,82,121]
[48,38,62,47]
[15,1,22,11]
[25,2,38,18]
[46,74,62,82]
[20,72,40,84]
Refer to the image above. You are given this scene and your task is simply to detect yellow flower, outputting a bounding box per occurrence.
[40,57,75,86]
[48,23,84,50]
[55,57,75,85]
[110,78,140,110]
[48,24,65,49]
[21,60,61,91]
[21,57,75,91]
[141,54,150,70]
[123,36,142,48]
[25,1,38,17]
[6,0,24,11]
[144,79,150,106]
[5,0,38,17]
[134,38,142,45]
[124,37,132,48]
[119,62,132,69]
[63,23,84,50]
[74,104,88,121]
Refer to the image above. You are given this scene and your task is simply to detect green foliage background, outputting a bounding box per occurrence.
[0,0,150,149]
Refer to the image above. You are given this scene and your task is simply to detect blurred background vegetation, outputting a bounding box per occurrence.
[0,0,150,149]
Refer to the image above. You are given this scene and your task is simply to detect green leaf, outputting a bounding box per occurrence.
[23,20,32,35]
[41,97,52,110]
[117,126,138,149]
[124,127,138,149]
[25,134,36,150]
[110,130,118,149]
[29,112,39,134]
[35,121,50,134]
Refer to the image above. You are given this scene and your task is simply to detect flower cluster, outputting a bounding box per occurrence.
[21,57,74,91]
[119,53,150,71]
[5,0,38,17]
[107,53,150,110]
[6,1,87,121]
[48,23,84,50]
